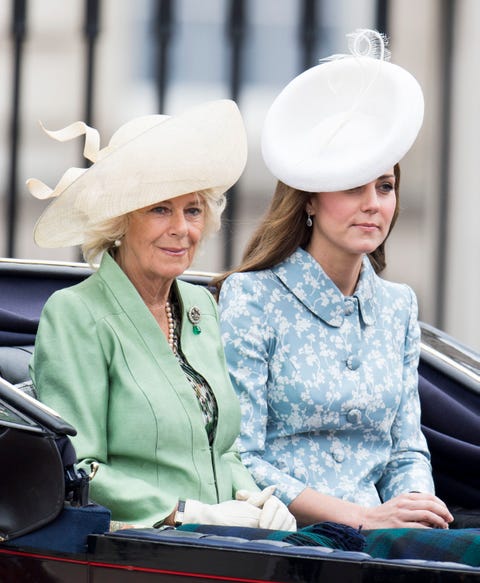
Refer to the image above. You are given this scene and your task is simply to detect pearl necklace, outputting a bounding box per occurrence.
[165,301,175,349]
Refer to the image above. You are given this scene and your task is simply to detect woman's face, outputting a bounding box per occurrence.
[306,169,397,260]
[121,192,206,283]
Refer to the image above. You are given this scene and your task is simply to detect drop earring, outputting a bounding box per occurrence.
[306,213,313,227]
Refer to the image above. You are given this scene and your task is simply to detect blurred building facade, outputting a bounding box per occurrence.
[1,0,479,352]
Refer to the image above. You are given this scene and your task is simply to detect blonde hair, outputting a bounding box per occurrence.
[215,165,401,292]
[81,190,226,267]
[82,214,130,267]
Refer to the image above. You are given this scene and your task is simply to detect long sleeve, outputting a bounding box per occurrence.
[30,289,173,527]
[376,286,435,499]
[219,273,307,505]
[198,286,260,495]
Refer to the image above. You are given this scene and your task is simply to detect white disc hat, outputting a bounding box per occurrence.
[261,29,424,192]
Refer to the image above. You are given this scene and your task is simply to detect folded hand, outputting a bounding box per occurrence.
[236,485,297,531]
[183,499,261,528]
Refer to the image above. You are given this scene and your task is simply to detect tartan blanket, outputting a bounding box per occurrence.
[364,527,480,567]
[177,524,480,567]
[178,521,365,552]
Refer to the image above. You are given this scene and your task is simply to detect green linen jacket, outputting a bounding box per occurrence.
[30,253,258,526]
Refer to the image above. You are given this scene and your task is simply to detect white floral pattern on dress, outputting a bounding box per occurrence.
[219,248,434,507]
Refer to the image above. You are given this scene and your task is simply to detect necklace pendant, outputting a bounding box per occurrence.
[192,324,201,335]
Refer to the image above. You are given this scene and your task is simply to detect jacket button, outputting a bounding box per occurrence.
[332,449,345,463]
[347,409,362,424]
[346,355,361,370]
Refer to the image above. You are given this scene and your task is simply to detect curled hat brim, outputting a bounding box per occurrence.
[261,56,424,192]
[29,99,247,248]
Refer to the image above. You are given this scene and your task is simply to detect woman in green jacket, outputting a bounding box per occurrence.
[28,100,295,531]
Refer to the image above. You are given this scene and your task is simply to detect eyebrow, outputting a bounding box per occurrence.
[154,197,205,207]
[377,173,395,180]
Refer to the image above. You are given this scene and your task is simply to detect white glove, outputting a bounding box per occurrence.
[236,485,277,506]
[182,499,261,527]
[236,486,297,531]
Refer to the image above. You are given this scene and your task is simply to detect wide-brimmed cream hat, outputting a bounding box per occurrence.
[27,99,247,248]
[261,29,424,192]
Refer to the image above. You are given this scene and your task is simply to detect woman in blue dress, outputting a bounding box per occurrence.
[217,30,453,530]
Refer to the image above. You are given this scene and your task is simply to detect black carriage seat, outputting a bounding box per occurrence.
[418,363,480,526]
[0,345,34,388]
[418,323,480,524]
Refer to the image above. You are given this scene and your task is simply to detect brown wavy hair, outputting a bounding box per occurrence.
[214,164,401,292]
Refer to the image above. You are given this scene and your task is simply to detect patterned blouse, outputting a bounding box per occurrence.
[170,298,218,444]
[219,247,434,507]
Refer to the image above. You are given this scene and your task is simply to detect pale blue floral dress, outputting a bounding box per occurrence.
[219,247,434,507]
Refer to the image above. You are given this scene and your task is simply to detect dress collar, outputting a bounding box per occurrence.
[271,247,376,327]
